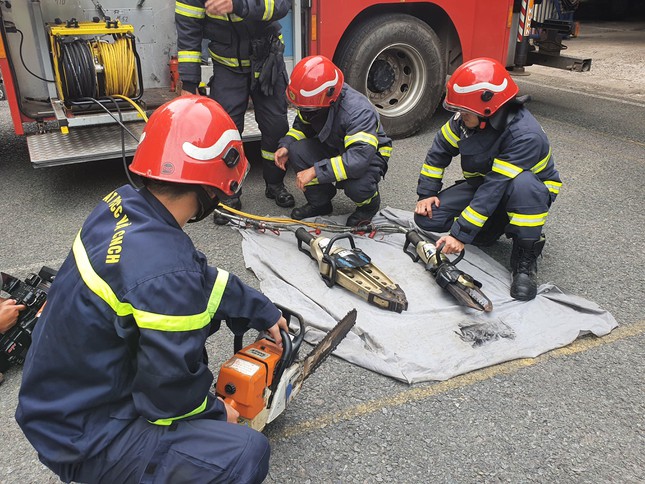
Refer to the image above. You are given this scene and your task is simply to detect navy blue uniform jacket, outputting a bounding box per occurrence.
[16,185,281,465]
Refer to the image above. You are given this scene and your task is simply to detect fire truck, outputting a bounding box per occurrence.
[0,0,589,167]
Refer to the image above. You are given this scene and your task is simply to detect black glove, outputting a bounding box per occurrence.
[250,37,270,93]
[257,35,285,97]
[258,52,277,96]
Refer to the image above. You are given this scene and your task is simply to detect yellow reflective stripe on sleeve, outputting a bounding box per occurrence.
[149,396,209,426]
[178,50,202,63]
[461,206,488,227]
[305,177,319,186]
[530,147,552,174]
[209,49,250,67]
[206,12,243,21]
[507,212,548,227]
[261,149,274,161]
[441,122,460,148]
[356,191,378,207]
[262,0,275,21]
[463,170,485,178]
[544,180,562,194]
[331,156,348,181]
[72,232,230,332]
[492,158,523,178]
[344,132,378,149]
[287,128,306,141]
[297,111,311,124]
[175,1,205,18]
[420,164,444,179]
[378,146,392,158]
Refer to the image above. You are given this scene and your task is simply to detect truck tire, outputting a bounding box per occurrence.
[335,14,445,138]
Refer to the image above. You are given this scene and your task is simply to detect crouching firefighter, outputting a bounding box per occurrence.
[414,57,562,301]
[275,55,393,227]
[16,97,289,483]
[175,0,295,221]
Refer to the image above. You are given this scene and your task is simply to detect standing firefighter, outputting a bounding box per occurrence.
[414,57,562,301]
[16,97,288,483]
[275,55,392,226]
[175,0,295,221]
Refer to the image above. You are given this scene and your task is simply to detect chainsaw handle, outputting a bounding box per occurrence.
[220,397,242,423]
[267,305,306,408]
[267,327,292,403]
[273,304,305,358]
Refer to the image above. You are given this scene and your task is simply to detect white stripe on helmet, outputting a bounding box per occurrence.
[300,70,339,98]
[182,129,241,161]
[453,78,508,94]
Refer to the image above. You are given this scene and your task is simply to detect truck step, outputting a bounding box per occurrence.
[26,108,296,168]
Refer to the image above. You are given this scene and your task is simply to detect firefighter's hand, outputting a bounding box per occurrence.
[0,299,26,333]
[415,196,440,218]
[274,147,289,171]
[218,397,240,424]
[205,0,233,15]
[296,167,316,191]
[266,316,289,346]
[436,235,464,255]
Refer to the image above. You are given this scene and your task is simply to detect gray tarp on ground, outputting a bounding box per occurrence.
[238,207,618,384]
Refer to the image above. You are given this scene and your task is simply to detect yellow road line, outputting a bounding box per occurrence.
[277,320,645,439]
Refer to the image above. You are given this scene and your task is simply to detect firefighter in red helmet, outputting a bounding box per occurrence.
[414,57,562,301]
[275,55,393,226]
[17,96,288,483]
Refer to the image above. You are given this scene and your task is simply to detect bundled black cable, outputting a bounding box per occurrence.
[59,39,96,100]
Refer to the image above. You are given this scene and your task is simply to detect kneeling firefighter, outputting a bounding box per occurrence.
[274,55,393,226]
[16,97,289,483]
[414,57,562,300]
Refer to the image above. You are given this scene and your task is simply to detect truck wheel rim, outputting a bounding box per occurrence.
[364,43,426,118]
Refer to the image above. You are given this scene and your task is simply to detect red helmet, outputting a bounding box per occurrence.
[444,57,519,117]
[286,55,344,109]
[129,96,248,197]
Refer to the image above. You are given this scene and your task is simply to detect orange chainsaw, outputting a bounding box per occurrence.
[216,307,357,431]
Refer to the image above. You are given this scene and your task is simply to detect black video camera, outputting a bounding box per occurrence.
[0,267,57,372]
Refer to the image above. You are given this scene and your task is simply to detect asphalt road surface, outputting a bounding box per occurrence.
[0,21,644,484]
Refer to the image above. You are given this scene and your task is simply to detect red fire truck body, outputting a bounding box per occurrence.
[0,0,586,166]
[313,0,514,64]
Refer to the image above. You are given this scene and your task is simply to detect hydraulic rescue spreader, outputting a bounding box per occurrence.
[295,228,408,313]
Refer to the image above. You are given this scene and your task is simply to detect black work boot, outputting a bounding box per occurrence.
[510,235,546,301]
[265,183,295,208]
[346,193,381,227]
[290,202,333,220]
[213,196,242,225]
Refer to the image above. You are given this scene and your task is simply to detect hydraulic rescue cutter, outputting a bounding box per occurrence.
[295,228,408,313]
[216,308,357,431]
[403,230,493,312]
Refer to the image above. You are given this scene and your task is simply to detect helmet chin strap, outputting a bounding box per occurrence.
[188,186,220,223]
[478,117,488,130]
